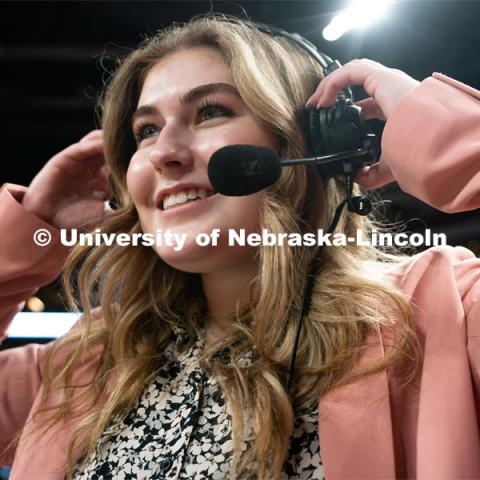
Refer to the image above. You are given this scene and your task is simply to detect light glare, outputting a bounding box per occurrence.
[323,0,393,41]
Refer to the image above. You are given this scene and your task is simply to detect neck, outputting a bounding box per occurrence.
[201,263,257,347]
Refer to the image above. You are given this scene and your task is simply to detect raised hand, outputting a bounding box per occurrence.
[21,130,114,230]
[306,59,419,189]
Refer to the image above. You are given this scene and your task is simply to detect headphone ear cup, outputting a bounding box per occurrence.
[302,108,323,157]
[303,98,363,156]
[303,103,357,153]
[302,97,374,178]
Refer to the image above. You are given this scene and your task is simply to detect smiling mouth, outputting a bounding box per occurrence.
[160,188,216,211]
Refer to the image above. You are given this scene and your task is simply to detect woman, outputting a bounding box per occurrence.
[1,14,479,480]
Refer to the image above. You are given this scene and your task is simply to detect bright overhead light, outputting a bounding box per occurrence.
[323,0,393,41]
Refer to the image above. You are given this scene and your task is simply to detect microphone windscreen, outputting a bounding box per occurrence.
[208,144,281,196]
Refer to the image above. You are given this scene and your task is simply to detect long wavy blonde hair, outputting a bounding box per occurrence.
[23,14,420,480]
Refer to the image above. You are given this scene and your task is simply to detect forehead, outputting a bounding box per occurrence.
[138,47,234,106]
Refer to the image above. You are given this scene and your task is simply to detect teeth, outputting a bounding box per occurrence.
[162,188,214,210]
[176,192,188,204]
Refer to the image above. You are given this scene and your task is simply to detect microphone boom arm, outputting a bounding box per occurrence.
[281,134,378,178]
[281,147,370,166]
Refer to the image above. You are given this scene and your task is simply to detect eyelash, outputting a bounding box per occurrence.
[132,99,233,143]
[196,99,233,122]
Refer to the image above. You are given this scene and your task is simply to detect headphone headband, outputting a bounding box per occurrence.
[244,21,331,70]
[242,20,350,97]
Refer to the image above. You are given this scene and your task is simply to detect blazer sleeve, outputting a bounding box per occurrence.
[0,183,71,463]
[381,73,480,213]
[0,184,71,341]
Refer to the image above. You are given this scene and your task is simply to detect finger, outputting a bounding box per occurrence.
[99,163,111,178]
[82,168,113,205]
[307,59,381,107]
[354,98,386,121]
[317,67,373,107]
[91,178,113,200]
[92,190,110,201]
[50,142,106,177]
[79,129,103,143]
[2,182,25,192]
[56,138,105,165]
[98,162,112,182]
[89,166,113,192]
[354,160,395,190]
[99,172,113,198]
[78,201,117,230]
[84,153,110,179]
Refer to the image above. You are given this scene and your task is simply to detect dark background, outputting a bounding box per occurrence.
[1,0,479,315]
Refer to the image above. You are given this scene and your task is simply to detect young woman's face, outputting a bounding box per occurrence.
[127,47,279,273]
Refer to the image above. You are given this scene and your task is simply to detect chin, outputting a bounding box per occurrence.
[153,243,215,273]
[154,243,257,275]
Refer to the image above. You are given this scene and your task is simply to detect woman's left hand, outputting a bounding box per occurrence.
[306,59,419,189]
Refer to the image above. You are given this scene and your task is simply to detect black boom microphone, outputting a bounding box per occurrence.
[208,143,377,196]
[208,145,281,196]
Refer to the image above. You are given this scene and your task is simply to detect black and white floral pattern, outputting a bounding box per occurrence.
[72,328,324,479]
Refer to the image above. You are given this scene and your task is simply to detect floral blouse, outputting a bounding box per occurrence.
[72,326,324,479]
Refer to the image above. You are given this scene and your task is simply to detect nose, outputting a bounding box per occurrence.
[148,124,194,178]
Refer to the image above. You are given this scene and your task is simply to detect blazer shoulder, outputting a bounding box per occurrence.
[383,245,480,336]
[384,245,477,289]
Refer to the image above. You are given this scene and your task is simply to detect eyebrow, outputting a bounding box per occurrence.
[131,82,241,126]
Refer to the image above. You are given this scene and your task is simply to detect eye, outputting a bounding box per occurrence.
[196,99,233,123]
[132,122,158,143]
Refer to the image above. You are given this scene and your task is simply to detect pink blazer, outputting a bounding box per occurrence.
[1,73,479,479]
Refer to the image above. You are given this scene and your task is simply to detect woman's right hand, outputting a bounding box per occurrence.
[21,130,114,230]
[306,59,420,190]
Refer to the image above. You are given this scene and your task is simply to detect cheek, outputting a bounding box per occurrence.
[194,131,229,164]
[196,121,278,162]
[126,155,149,206]
[220,193,264,234]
